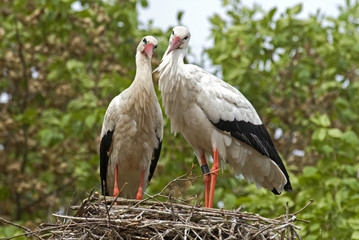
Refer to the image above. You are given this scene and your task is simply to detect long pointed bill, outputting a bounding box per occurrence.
[167,36,181,55]
[143,43,154,59]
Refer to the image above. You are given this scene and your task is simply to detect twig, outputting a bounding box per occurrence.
[109,182,128,210]
[101,193,111,227]
[74,188,95,217]
[275,199,314,221]
[157,165,197,196]
[286,202,289,240]
[169,190,178,221]
[0,216,30,233]
[292,200,314,216]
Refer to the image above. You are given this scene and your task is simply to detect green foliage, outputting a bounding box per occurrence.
[208,0,359,239]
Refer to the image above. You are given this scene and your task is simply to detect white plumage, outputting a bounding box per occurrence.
[156,26,291,208]
[100,36,163,199]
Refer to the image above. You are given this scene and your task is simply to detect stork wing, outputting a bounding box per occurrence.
[100,129,113,196]
[148,102,163,183]
[191,65,292,193]
[99,97,119,196]
[148,140,162,182]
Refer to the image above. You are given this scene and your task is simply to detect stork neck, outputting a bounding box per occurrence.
[175,51,186,67]
[135,52,152,77]
[132,52,157,128]
[167,48,186,65]
[131,52,157,115]
[132,52,154,91]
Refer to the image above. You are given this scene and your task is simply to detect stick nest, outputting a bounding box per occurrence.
[1,169,312,240]
[23,189,308,240]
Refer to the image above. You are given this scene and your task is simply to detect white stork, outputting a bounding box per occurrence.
[156,26,292,208]
[100,36,163,200]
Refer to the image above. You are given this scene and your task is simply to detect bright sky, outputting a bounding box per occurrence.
[138,0,345,65]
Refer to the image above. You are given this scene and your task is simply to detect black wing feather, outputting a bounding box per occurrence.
[99,129,114,196]
[213,119,292,194]
[148,139,162,182]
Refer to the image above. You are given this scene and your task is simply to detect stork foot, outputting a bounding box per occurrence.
[136,189,143,200]
[113,164,120,205]
[136,170,145,200]
[113,187,120,197]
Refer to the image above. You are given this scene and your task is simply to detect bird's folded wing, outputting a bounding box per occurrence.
[99,96,122,196]
[148,103,164,183]
[100,128,114,196]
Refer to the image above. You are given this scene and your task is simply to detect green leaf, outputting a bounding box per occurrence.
[22,108,38,125]
[310,114,331,127]
[322,67,337,77]
[352,231,359,240]
[303,166,318,177]
[140,0,148,7]
[328,128,343,139]
[287,4,302,16]
[312,128,327,141]
[177,11,184,23]
[268,7,277,20]
[60,114,71,128]
[343,130,359,145]
[210,14,225,27]
[309,222,320,232]
[47,68,62,81]
[38,128,64,147]
[85,113,97,128]
[80,76,95,89]
[321,144,334,154]
[349,219,359,230]
[66,59,84,70]
[319,114,331,127]
[325,177,341,187]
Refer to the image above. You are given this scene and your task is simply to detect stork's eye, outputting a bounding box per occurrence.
[154,45,157,49]
[183,36,188,40]
[172,31,174,35]
[143,38,147,44]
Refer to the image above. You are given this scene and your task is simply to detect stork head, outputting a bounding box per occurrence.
[138,36,158,60]
[167,26,191,55]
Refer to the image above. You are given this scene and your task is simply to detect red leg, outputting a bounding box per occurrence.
[209,147,219,208]
[113,164,120,205]
[201,153,211,208]
[136,170,145,200]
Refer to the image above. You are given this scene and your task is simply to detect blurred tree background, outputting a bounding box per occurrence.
[0,0,358,239]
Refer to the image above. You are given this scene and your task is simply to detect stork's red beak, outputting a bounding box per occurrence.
[143,43,154,59]
[167,36,181,55]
